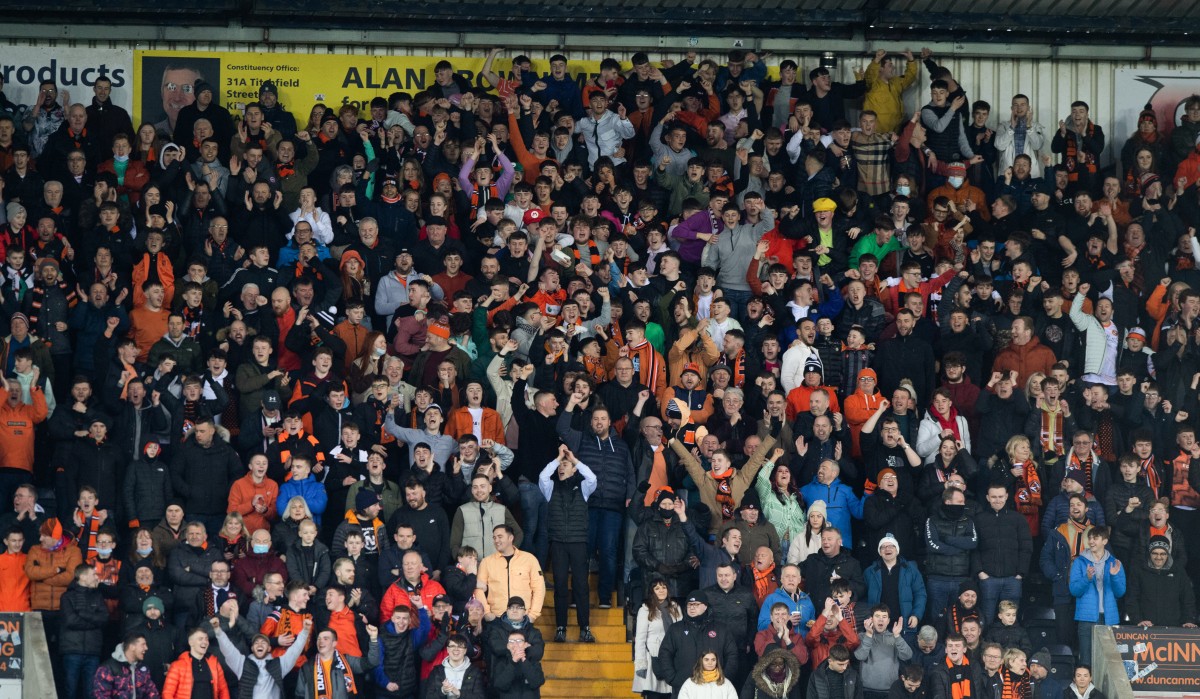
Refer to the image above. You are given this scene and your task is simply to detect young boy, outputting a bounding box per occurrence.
[1069,525,1125,661]
[982,599,1032,655]
[71,486,107,564]
[0,527,29,611]
[610,319,666,398]
[831,578,858,631]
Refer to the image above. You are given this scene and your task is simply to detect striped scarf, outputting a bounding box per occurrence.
[1062,121,1098,181]
[572,239,601,267]
[716,349,746,388]
[1141,456,1163,498]
[312,651,357,698]
[1057,518,1092,559]
[1068,451,1096,497]
[1038,404,1066,458]
[1013,460,1042,525]
[1001,667,1030,699]
[947,656,973,699]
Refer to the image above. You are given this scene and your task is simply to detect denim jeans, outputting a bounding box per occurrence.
[720,288,753,327]
[519,481,549,567]
[588,507,623,606]
[1078,620,1099,664]
[62,653,99,699]
[979,575,1023,626]
[926,575,966,625]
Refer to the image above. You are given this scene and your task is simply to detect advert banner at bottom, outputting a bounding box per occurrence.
[1113,625,1200,693]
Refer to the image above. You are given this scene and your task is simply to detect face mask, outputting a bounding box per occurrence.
[943,504,965,519]
[97,548,114,558]
[113,154,129,163]
[896,185,911,196]
[373,347,387,357]
[948,177,965,189]
[136,547,153,556]
[252,544,270,554]
[1146,197,1161,206]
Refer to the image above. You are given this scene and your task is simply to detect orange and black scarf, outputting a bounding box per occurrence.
[312,650,357,698]
[1141,456,1163,498]
[1056,518,1092,559]
[572,239,601,267]
[947,655,973,699]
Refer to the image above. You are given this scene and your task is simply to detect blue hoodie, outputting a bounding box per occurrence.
[1069,546,1126,622]
[800,477,865,547]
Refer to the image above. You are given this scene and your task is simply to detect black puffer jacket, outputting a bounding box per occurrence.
[377,620,421,698]
[632,515,692,596]
[557,411,635,512]
[123,447,173,525]
[60,581,109,655]
[802,547,866,606]
[1126,552,1198,626]
[924,505,977,578]
[704,583,758,650]
[654,609,740,693]
[970,506,1032,578]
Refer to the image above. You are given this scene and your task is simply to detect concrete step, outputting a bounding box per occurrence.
[531,623,628,644]
[544,659,634,680]
[540,677,635,697]
[542,643,631,661]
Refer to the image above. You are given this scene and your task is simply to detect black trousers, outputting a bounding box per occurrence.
[551,539,590,629]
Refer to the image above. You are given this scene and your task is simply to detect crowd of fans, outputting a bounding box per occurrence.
[0,42,1198,699]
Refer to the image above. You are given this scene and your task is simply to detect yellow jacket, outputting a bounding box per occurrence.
[863,59,920,133]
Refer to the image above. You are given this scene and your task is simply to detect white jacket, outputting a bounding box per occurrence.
[574,110,635,167]
[916,412,972,463]
[633,604,681,694]
[994,118,1048,177]
[678,678,739,699]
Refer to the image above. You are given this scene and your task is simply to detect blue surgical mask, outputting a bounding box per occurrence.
[896,185,911,196]
[113,154,129,163]
[252,544,270,554]
[948,177,965,189]
[97,547,114,558]
[373,347,386,357]
[136,547,153,556]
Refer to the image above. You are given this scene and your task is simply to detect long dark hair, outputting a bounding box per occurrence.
[771,462,799,500]
[643,575,677,622]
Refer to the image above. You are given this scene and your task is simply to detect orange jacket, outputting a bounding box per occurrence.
[0,383,48,471]
[1145,282,1171,350]
[162,652,230,699]
[260,606,313,663]
[508,111,548,185]
[331,320,371,374]
[992,337,1058,389]
[785,385,842,421]
[445,406,506,445]
[843,388,884,458]
[926,183,990,221]
[24,542,81,611]
[0,552,30,611]
[227,473,280,535]
[131,252,175,308]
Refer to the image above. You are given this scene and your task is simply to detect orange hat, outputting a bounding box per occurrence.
[428,320,451,339]
[339,249,365,272]
[858,368,878,382]
[432,172,452,190]
[40,517,63,541]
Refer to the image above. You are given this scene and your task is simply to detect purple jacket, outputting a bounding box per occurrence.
[670,209,721,264]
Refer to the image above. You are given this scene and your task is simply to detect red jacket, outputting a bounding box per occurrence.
[992,337,1058,389]
[380,573,446,624]
[98,159,151,207]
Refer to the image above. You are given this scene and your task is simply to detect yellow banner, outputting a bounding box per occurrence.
[134,50,603,136]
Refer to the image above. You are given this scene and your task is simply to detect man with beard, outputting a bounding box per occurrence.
[654,590,740,695]
[213,606,311,697]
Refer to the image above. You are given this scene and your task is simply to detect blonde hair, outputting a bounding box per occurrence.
[1003,647,1027,671]
[997,600,1018,615]
[220,511,249,540]
[285,496,314,521]
[1005,434,1032,463]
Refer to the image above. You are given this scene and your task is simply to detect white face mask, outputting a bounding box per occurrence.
[896,185,911,196]
[948,177,965,189]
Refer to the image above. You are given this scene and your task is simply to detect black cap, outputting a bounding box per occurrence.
[506,596,526,609]
[259,80,278,96]
[425,216,448,227]
[686,590,708,605]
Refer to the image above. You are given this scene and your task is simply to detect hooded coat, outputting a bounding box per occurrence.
[93,643,161,699]
[1126,544,1197,626]
[740,648,804,699]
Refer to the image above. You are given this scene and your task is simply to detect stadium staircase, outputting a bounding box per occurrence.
[534,573,634,698]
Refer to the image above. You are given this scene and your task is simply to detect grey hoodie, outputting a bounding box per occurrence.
[214,625,309,698]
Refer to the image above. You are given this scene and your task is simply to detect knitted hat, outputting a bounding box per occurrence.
[681,362,702,378]
[355,489,381,512]
[1029,648,1051,667]
[654,488,675,508]
[898,380,918,404]
[1149,534,1172,553]
[947,161,967,176]
[877,533,900,554]
[808,500,827,519]
[686,590,708,605]
[1064,470,1087,491]
[9,312,29,330]
[259,81,278,96]
[665,399,684,420]
[1140,172,1161,190]
[1128,327,1147,342]
[194,78,214,97]
[803,359,823,376]
[427,320,451,339]
[1139,104,1157,126]
[5,202,24,222]
[425,216,448,228]
[36,257,59,274]
[877,468,898,484]
[142,596,165,615]
[857,368,878,383]
[959,578,980,596]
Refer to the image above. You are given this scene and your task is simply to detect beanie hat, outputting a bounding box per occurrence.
[1139,103,1157,126]
[1128,327,1147,342]
[1065,470,1087,491]
[355,489,381,512]
[194,78,214,97]
[142,596,165,615]
[899,379,918,404]
[947,161,967,176]
[665,399,684,420]
[5,202,24,222]
[427,320,451,339]
[1029,648,1051,667]
[9,312,29,329]
[808,500,827,520]
[857,368,878,383]
[958,578,980,596]
[1149,534,1172,553]
[877,533,900,554]
[654,488,675,508]
[259,80,278,96]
